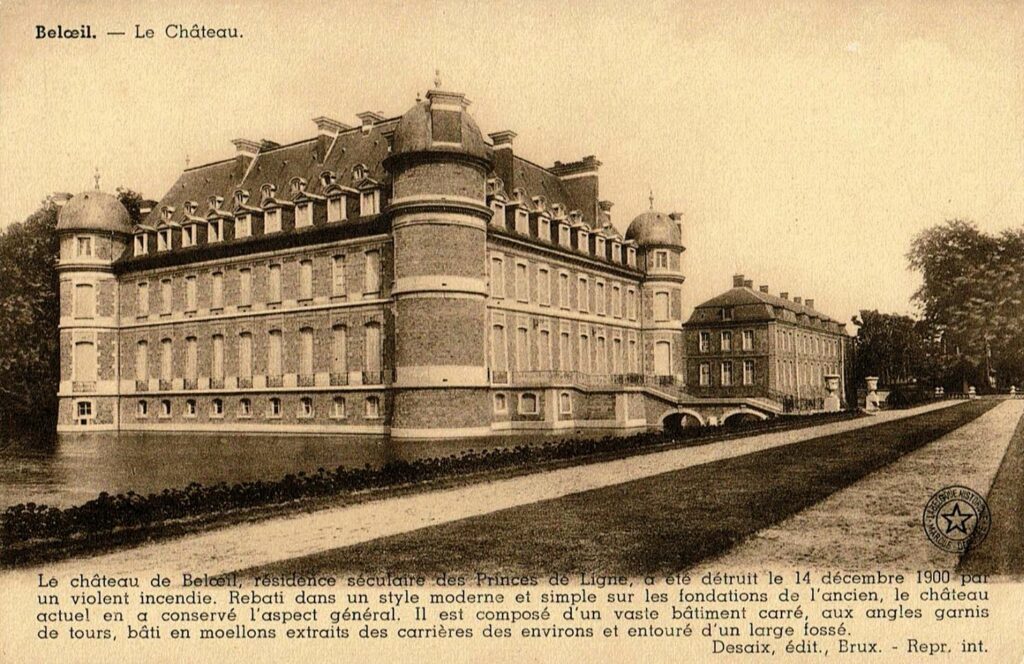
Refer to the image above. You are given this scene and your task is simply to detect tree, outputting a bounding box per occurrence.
[850,310,933,386]
[0,189,145,429]
[908,220,1024,389]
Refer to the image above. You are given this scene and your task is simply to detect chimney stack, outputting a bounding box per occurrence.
[733,274,745,288]
[759,285,769,293]
[805,299,815,310]
[743,279,753,289]
[356,111,386,133]
[780,292,789,300]
[793,296,802,305]
[488,130,517,149]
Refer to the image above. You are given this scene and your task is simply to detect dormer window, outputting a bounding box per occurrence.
[538,217,551,242]
[209,219,222,242]
[158,228,171,252]
[75,236,93,258]
[320,171,336,188]
[183,201,198,216]
[559,223,571,247]
[134,233,148,256]
[595,236,606,258]
[265,208,281,233]
[532,195,547,212]
[327,195,346,222]
[236,214,251,238]
[296,202,313,228]
[207,195,224,212]
[233,189,249,208]
[181,225,195,248]
[260,183,276,202]
[161,206,175,222]
[626,246,637,267]
[289,177,307,195]
[360,189,379,216]
[515,210,529,234]
[489,201,505,227]
[352,164,367,181]
[577,229,590,253]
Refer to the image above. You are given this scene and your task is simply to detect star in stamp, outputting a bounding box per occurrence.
[922,485,991,554]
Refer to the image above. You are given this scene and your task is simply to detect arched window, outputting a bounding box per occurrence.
[519,393,539,415]
[332,396,346,419]
[559,392,572,415]
[137,400,148,417]
[268,397,282,418]
[238,398,252,418]
[364,396,380,419]
[160,399,172,417]
[185,399,197,417]
[211,398,224,416]
[136,340,149,382]
[299,397,314,418]
[73,340,97,382]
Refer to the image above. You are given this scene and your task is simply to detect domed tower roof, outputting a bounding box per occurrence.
[625,209,681,247]
[56,190,132,235]
[391,88,491,164]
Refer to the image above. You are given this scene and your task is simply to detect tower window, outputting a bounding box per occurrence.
[239,398,252,418]
[298,397,314,418]
[185,399,197,417]
[268,398,282,418]
[75,236,93,258]
[493,393,507,414]
[211,398,224,417]
[332,396,346,419]
[655,251,668,268]
[137,400,148,417]
[365,396,381,419]
[160,400,171,417]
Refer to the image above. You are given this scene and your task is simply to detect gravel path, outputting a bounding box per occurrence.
[691,399,1023,573]
[2,400,959,581]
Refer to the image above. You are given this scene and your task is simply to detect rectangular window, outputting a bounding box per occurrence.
[211,272,224,310]
[157,229,170,252]
[161,279,172,315]
[236,215,251,239]
[208,220,222,243]
[721,361,733,386]
[296,203,313,228]
[135,341,148,381]
[300,328,314,376]
[516,326,530,371]
[538,217,551,242]
[655,250,668,269]
[515,210,529,234]
[238,333,253,379]
[743,359,754,385]
[74,341,97,382]
[578,276,589,313]
[515,262,528,302]
[491,325,507,372]
[267,330,282,377]
[538,268,551,306]
[518,393,538,414]
[595,336,607,374]
[181,225,194,248]
[364,323,382,373]
[74,283,95,319]
[332,326,347,375]
[76,236,93,257]
[365,396,381,419]
[538,328,552,370]
[559,273,570,309]
[628,338,638,372]
[742,330,754,351]
[721,331,732,352]
[185,276,197,312]
[332,256,346,296]
[700,363,711,386]
[699,331,710,352]
[595,281,606,315]
[626,287,637,320]
[612,285,621,318]
[579,333,590,373]
[364,250,381,295]
[328,196,345,222]
[559,332,572,371]
[490,257,504,298]
[360,190,379,216]
[185,337,198,383]
[212,335,224,381]
[239,269,252,307]
[299,260,313,301]
[134,234,147,256]
[612,338,622,374]
[559,224,570,247]
[654,291,669,322]
[265,209,281,233]
[720,307,733,321]
[268,264,281,303]
[160,339,172,381]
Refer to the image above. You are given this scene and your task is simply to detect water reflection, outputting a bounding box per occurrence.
[0,427,609,509]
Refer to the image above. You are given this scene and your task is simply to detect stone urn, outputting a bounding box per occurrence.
[865,376,881,412]
[824,374,842,412]
[968,386,977,400]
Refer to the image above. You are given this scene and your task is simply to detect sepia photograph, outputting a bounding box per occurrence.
[0,1,1022,661]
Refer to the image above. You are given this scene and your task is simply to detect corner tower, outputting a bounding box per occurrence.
[55,189,132,430]
[384,86,494,439]
[626,204,687,386]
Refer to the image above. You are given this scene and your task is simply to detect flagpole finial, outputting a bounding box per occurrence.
[434,69,442,89]
[94,167,101,190]
[649,189,654,210]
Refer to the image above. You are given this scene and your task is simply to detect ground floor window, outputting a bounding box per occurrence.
[743,360,755,386]
[75,400,93,423]
[160,400,171,417]
[211,398,224,417]
[519,392,539,415]
[332,397,346,419]
[185,399,197,417]
[299,397,314,418]
[238,398,252,418]
[559,392,572,415]
[365,396,380,419]
[268,398,282,418]
[137,400,148,417]
[699,363,711,386]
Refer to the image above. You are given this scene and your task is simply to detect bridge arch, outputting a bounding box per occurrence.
[659,408,706,434]
[720,408,770,426]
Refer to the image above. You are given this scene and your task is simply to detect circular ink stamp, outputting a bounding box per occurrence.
[922,485,991,554]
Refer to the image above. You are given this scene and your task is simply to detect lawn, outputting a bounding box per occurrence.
[246,400,998,577]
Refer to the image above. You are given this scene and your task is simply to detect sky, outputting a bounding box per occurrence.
[1,0,1021,329]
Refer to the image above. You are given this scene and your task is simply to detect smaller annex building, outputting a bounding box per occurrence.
[682,274,851,417]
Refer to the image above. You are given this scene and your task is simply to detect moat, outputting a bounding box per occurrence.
[0,428,572,509]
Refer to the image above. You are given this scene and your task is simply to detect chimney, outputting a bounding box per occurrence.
[488,130,517,149]
[805,299,815,310]
[793,296,802,305]
[313,116,351,161]
[759,285,769,293]
[356,111,386,133]
[733,274,745,288]
[780,292,789,300]
[743,279,753,289]
[231,138,261,175]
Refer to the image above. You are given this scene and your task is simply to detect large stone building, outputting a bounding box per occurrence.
[56,83,846,438]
